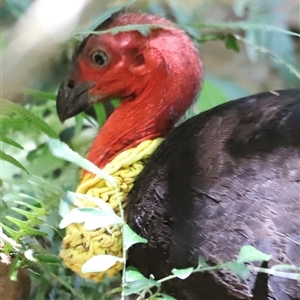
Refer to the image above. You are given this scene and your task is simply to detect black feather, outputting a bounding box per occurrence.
[126,88,300,300]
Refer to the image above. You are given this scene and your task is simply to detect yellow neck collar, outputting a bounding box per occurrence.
[60,138,163,281]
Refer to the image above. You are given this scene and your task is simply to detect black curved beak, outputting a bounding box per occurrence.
[56,79,95,122]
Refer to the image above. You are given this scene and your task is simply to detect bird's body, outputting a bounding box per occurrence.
[127,88,300,300]
[56,11,300,300]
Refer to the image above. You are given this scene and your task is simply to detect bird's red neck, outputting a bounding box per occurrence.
[87,60,201,168]
[87,81,177,168]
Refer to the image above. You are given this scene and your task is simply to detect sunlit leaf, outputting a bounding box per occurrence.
[126,266,147,282]
[59,207,122,230]
[0,223,18,240]
[237,245,272,263]
[171,267,194,279]
[124,278,159,295]
[80,24,164,37]
[198,80,230,112]
[123,224,147,250]
[225,262,250,280]
[47,138,116,186]
[24,249,36,262]
[82,255,124,273]
[197,256,209,268]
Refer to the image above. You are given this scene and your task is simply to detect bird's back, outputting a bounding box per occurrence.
[126,88,300,300]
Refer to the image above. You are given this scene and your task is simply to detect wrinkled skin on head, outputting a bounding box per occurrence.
[57,12,202,167]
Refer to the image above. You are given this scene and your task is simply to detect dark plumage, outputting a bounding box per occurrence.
[126,89,300,300]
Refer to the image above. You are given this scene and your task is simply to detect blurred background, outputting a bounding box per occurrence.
[2,0,299,99]
[0,1,299,299]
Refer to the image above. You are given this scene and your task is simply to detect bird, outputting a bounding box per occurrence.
[56,11,300,300]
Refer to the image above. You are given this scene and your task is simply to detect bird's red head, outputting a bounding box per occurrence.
[57,12,203,167]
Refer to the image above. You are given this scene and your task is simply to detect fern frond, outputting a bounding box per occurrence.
[190,21,300,38]
[1,189,60,244]
[11,207,39,220]
[234,34,300,79]
[4,214,47,239]
[1,99,58,138]
[0,134,24,149]
[0,116,24,129]
[84,0,136,33]
[21,88,56,101]
[0,223,19,240]
[14,200,46,214]
[0,149,28,173]
[79,24,164,37]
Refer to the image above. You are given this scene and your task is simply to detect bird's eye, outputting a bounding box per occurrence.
[91,50,109,67]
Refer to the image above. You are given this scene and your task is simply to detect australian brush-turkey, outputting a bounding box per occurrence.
[56,12,300,300]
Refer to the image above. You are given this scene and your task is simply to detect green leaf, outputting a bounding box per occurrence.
[82,255,124,273]
[85,0,136,33]
[93,103,107,127]
[197,256,209,269]
[225,34,240,52]
[197,80,230,113]
[0,149,28,173]
[237,245,272,263]
[14,200,45,214]
[123,224,147,250]
[24,227,47,236]
[9,256,21,281]
[21,88,56,101]
[189,21,300,38]
[12,207,37,219]
[34,254,61,264]
[80,24,164,37]
[111,98,121,108]
[0,116,24,129]
[126,266,147,282]
[171,267,194,280]
[234,35,300,79]
[59,207,123,230]
[5,216,45,235]
[0,223,19,239]
[109,24,154,36]
[74,113,84,136]
[124,278,159,296]
[1,99,58,138]
[0,134,24,149]
[47,138,116,187]
[225,262,250,280]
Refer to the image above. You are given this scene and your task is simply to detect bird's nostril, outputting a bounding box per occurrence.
[67,79,75,89]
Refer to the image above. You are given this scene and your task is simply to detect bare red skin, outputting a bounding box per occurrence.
[71,13,203,169]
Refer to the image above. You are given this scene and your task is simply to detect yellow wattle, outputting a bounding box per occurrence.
[60,138,164,281]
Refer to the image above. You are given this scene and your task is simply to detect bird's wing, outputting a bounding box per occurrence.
[127,89,300,300]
